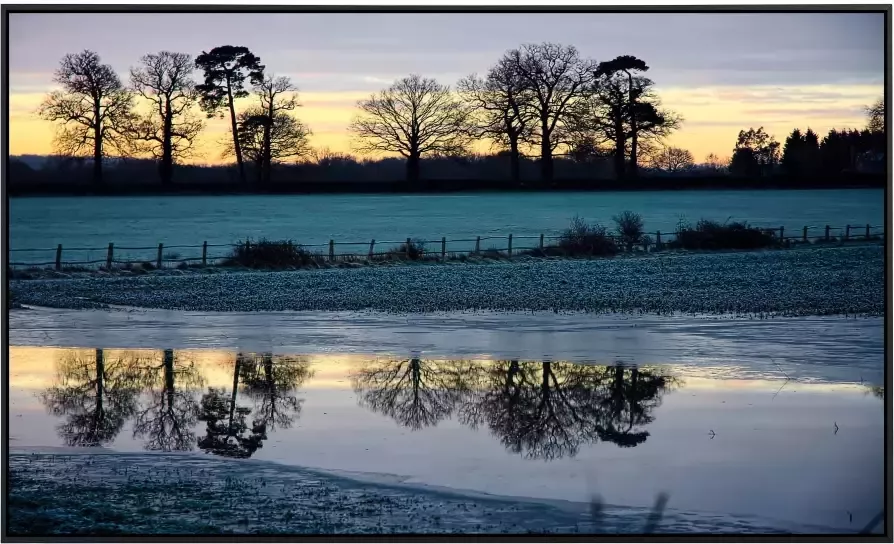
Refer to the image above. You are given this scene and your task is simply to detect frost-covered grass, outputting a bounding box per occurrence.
[7,452,804,535]
[9,245,882,317]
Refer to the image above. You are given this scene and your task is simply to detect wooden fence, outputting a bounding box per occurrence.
[8,223,885,270]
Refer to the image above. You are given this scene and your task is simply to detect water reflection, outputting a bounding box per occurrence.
[132,349,204,451]
[36,349,676,461]
[352,358,477,430]
[353,360,678,459]
[197,353,313,458]
[39,349,144,447]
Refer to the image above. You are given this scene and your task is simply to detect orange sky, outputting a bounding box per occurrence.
[8,12,884,165]
[8,82,882,165]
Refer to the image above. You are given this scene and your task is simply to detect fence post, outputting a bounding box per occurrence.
[507,234,513,258]
[475,236,481,254]
[329,239,335,261]
[825,225,830,242]
[55,244,62,271]
[803,226,808,243]
[844,225,850,241]
[539,233,544,250]
[202,241,207,267]
[368,239,375,260]
[656,231,662,250]
[441,237,446,260]
[106,243,114,270]
[779,226,784,242]
[406,238,411,259]
[866,224,871,240]
[157,243,164,269]
[642,236,649,252]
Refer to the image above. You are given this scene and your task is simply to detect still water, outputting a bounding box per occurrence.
[9,347,884,532]
[9,189,883,262]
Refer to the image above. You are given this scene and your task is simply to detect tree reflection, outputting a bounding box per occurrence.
[356,358,677,460]
[39,349,145,447]
[197,354,267,458]
[131,349,205,452]
[351,358,478,430]
[594,366,673,448]
[240,353,314,431]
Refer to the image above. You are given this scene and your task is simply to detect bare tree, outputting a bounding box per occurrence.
[648,146,694,173]
[501,43,596,184]
[866,98,884,133]
[195,46,265,184]
[350,74,472,183]
[130,51,204,186]
[236,107,312,179]
[703,153,727,173]
[249,75,301,185]
[457,60,534,183]
[38,50,137,185]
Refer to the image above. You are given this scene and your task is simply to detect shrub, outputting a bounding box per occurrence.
[383,239,427,261]
[669,219,779,250]
[555,215,619,256]
[223,239,323,269]
[613,210,645,251]
[140,261,156,271]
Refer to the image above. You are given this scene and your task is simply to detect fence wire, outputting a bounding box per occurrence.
[8,225,885,270]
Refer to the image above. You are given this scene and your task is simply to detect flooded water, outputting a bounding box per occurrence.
[9,189,883,263]
[9,341,884,533]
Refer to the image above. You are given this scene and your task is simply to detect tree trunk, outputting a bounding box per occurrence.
[627,72,639,179]
[263,105,273,186]
[407,153,421,183]
[614,115,626,180]
[229,357,240,433]
[226,76,246,184]
[160,101,174,186]
[509,138,521,184]
[540,122,553,185]
[95,349,105,420]
[164,349,175,409]
[93,105,103,186]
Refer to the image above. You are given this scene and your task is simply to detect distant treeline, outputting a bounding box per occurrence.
[28,44,886,193]
[8,154,883,197]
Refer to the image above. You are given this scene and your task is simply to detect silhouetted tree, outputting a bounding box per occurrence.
[39,349,144,447]
[866,98,884,133]
[131,349,205,452]
[236,108,312,181]
[595,56,650,177]
[241,354,313,431]
[37,50,137,185]
[249,75,302,185]
[502,43,596,184]
[457,60,534,183]
[647,146,694,173]
[130,51,204,186]
[729,127,780,177]
[195,46,265,184]
[580,58,680,179]
[351,358,477,430]
[703,153,727,173]
[350,74,472,183]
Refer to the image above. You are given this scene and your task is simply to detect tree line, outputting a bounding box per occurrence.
[31,45,885,189]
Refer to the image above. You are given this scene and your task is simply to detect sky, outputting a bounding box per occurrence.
[7,11,886,164]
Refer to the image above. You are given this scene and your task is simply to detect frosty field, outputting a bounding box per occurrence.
[6,189,886,535]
